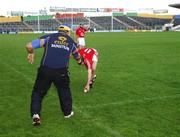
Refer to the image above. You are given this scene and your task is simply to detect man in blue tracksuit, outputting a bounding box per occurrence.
[26,25,82,126]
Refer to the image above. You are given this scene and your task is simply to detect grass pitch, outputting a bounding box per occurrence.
[0,32,180,137]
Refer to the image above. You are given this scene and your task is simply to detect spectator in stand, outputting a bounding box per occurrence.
[75,23,89,48]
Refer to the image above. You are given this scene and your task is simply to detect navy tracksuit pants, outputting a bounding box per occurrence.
[30,66,72,117]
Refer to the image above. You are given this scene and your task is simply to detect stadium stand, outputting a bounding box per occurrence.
[0,13,176,33]
[131,16,171,30]
[115,16,145,30]
[168,3,180,30]
[172,15,180,26]
[0,16,33,33]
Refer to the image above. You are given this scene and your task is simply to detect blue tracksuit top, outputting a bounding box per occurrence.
[40,33,78,69]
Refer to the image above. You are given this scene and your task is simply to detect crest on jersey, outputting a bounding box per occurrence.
[54,36,68,46]
[58,36,67,42]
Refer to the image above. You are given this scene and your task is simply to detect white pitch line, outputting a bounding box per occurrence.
[1,62,34,84]
[3,62,180,137]
[73,105,124,137]
[2,62,124,137]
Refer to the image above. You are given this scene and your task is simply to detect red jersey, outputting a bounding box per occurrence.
[76,27,88,38]
[78,48,98,69]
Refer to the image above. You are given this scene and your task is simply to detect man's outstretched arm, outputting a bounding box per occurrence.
[26,39,46,64]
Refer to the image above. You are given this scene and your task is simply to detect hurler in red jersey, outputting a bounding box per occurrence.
[78,48,98,92]
[75,24,89,48]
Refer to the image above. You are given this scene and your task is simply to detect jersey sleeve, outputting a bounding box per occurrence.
[31,38,48,49]
[31,39,41,49]
[71,43,79,60]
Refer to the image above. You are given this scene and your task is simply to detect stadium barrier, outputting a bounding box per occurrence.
[138,13,173,19]
[55,13,84,19]
[0,16,22,23]
[23,15,54,21]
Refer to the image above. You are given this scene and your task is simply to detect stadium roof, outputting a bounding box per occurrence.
[169,3,180,9]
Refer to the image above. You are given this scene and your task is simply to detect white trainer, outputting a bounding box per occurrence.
[32,114,41,126]
[64,111,74,118]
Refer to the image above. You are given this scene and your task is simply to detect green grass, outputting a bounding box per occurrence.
[0,32,180,137]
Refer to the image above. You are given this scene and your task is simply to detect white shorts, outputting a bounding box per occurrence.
[92,54,98,62]
[77,37,85,47]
